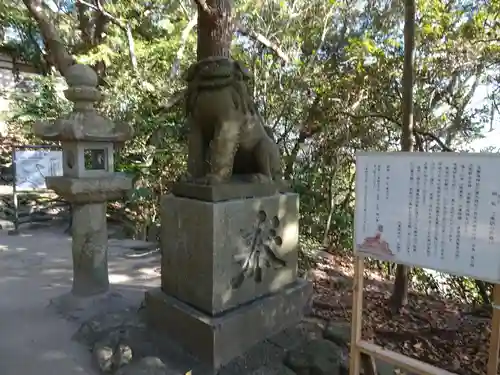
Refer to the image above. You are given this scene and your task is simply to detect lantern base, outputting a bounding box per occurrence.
[46,174,132,203]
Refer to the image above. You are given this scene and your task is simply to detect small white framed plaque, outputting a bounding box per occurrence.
[14,149,63,191]
[355,152,500,283]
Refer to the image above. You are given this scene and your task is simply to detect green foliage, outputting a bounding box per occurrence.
[8,75,71,142]
[2,0,500,304]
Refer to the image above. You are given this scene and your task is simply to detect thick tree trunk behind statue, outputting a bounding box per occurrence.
[197,0,233,59]
[390,0,415,314]
[186,0,282,184]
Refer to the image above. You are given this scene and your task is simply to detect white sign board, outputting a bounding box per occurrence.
[14,149,63,191]
[355,152,500,283]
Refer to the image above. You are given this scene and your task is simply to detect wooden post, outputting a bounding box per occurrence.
[348,268,497,375]
[349,255,365,375]
[351,152,500,375]
[487,284,500,375]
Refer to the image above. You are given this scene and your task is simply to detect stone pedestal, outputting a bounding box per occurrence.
[145,185,312,369]
[47,175,132,297]
[71,202,108,296]
[146,280,311,369]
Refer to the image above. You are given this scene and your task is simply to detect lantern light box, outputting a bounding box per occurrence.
[62,142,114,178]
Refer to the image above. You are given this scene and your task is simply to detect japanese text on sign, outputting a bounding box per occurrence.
[355,152,500,283]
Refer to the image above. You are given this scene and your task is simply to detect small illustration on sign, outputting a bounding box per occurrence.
[14,150,63,191]
[357,224,395,258]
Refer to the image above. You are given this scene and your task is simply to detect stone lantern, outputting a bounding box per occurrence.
[33,64,133,299]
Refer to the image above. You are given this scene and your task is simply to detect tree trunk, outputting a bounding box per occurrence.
[196,0,233,59]
[389,0,415,315]
[322,172,336,246]
[474,279,491,305]
[390,265,409,313]
[22,0,74,75]
[22,0,112,81]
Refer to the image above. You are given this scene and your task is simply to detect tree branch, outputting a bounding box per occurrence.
[190,0,290,63]
[307,4,335,67]
[76,0,137,71]
[23,25,50,74]
[170,17,197,79]
[192,0,219,17]
[22,0,74,75]
[340,111,453,152]
[414,130,452,152]
[93,0,110,45]
[235,20,290,63]
[77,0,121,26]
[76,2,92,46]
[155,89,187,113]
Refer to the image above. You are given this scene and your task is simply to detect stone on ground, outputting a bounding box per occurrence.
[92,342,133,373]
[73,307,159,360]
[268,319,324,350]
[0,218,15,230]
[248,364,296,375]
[115,357,169,375]
[113,344,134,369]
[321,320,402,375]
[283,339,348,375]
[323,320,351,347]
[93,343,114,373]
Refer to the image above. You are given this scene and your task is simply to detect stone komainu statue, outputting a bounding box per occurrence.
[184,56,282,185]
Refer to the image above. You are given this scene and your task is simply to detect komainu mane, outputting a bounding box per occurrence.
[183,56,282,185]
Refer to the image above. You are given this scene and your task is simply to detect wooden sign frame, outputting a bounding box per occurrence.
[10,145,63,234]
[349,255,500,375]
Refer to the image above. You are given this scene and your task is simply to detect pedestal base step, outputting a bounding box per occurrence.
[144,279,312,370]
[171,181,291,202]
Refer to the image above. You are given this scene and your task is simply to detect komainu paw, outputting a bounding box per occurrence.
[200,174,227,185]
[249,173,272,183]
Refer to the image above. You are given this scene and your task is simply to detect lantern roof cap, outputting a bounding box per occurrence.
[33,64,133,143]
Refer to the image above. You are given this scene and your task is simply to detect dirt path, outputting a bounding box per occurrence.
[0,226,161,375]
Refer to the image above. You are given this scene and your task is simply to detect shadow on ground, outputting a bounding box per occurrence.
[0,226,393,375]
[0,225,161,375]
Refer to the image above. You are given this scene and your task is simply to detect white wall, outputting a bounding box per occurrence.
[0,52,41,136]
